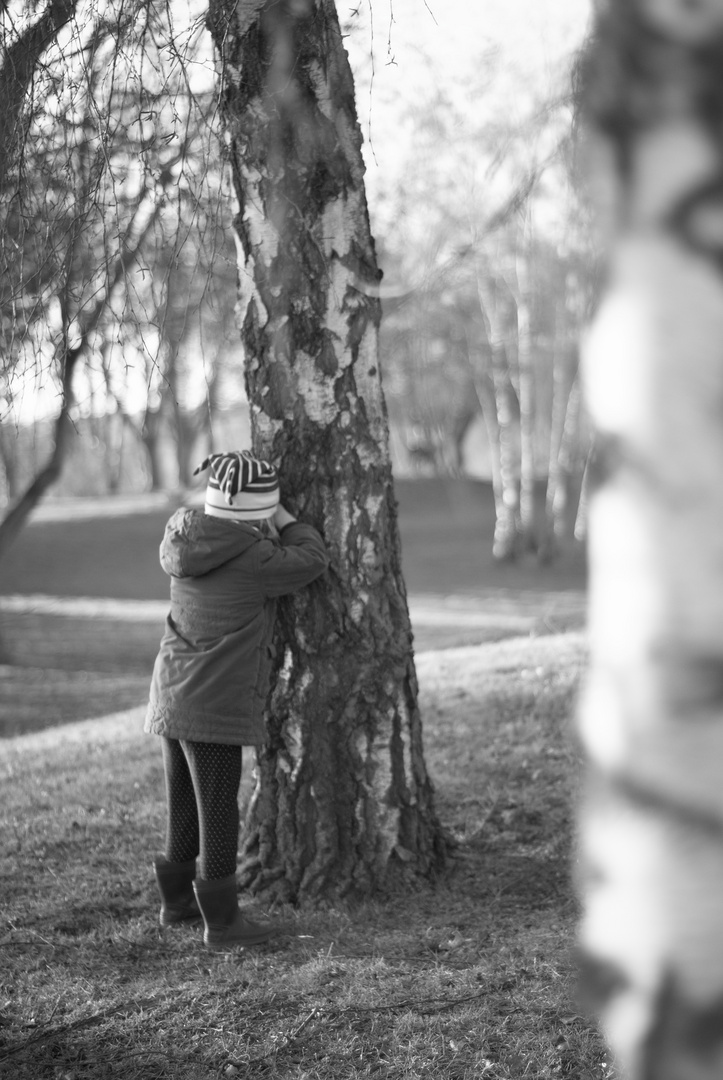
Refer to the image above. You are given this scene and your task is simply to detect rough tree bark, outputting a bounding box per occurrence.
[206,0,447,901]
[576,1,723,1074]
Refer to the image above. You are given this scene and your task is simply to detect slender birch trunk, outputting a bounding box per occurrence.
[551,370,582,540]
[542,327,568,560]
[577,2,723,1073]
[206,0,446,901]
[544,275,577,556]
[467,353,504,516]
[475,269,521,560]
[514,242,537,554]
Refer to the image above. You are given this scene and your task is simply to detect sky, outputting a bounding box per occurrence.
[345,0,593,221]
[346,0,591,92]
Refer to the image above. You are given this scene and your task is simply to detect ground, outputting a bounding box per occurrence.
[0,479,611,1080]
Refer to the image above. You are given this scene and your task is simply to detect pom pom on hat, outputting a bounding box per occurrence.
[194,451,280,521]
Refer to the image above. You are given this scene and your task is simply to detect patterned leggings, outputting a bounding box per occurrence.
[160,737,243,881]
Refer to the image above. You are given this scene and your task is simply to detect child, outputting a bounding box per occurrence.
[144,450,329,949]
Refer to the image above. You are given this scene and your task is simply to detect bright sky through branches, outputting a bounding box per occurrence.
[5,0,593,427]
[345,0,592,235]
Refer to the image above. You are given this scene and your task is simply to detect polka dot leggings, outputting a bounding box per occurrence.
[160,737,242,881]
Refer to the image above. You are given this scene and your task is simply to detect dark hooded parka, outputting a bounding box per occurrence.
[145,509,329,745]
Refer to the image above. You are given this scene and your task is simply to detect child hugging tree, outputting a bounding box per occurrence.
[145,450,329,950]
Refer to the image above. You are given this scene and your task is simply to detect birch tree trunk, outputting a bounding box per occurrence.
[513,241,537,554]
[547,369,582,545]
[467,352,504,519]
[475,269,521,560]
[206,0,446,902]
[576,2,723,1074]
[541,303,571,562]
[544,274,584,557]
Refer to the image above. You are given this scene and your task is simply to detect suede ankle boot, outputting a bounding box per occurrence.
[192,874,276,950]
[153,855,202,928]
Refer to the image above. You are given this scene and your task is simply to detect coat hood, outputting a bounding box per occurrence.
[160,508,260,579]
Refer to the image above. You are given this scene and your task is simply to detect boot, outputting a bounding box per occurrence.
[154,855,202,928]
[193,874,276,950]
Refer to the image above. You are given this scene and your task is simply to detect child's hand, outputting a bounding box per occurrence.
[272,504,297,530]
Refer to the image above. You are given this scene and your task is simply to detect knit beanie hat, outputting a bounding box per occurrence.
[193,451,280,522]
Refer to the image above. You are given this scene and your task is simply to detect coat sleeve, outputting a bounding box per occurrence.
[255,522,330,597]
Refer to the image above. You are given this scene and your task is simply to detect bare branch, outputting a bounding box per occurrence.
[0,0,80,190]
[0,188,162,558]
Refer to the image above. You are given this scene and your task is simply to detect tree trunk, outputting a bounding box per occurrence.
[542,289,570,560]
[545,367,582,550]
[0,346,80,560]
[513,240,537,554]
[573,437,592,543]
[576,3,723,1074]
[0,424,21,504]
[140,406,167,491]
[0,190,160,546]
[543,280,583,559]
[0,0,78,191]
[207,0,446,902]
[475,270,521,560]
[176,402,210,488]
[466,347,504,518]
[451,401,479,477]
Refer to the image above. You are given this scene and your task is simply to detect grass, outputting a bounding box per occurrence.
[0,597,586,736]
[0,481,603,1079]
[0,632,613,1080]
[0,613,159,735]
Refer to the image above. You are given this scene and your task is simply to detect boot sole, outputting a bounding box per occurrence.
[204,929,276,951]
[160,913,203,929]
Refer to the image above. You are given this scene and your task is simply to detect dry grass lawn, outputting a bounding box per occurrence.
[0,483,596,1078]
[0,627,614,1080]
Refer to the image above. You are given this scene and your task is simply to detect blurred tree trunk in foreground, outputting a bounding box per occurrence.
[206,0,447,902]
[576,1,723,1075]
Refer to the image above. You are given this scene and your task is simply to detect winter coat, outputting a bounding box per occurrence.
[144,508,329,746]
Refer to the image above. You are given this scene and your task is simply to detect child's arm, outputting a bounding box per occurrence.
[256,507,329,596]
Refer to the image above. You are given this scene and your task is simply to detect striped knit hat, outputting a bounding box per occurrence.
[193,451,280,522]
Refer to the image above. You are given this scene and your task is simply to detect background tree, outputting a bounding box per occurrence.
[348,27,597,561]
[206,0,447,901]
[0,6,167,554]
[0,0,78,190]
[0,0,236,535]
[575,1,723,1074]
